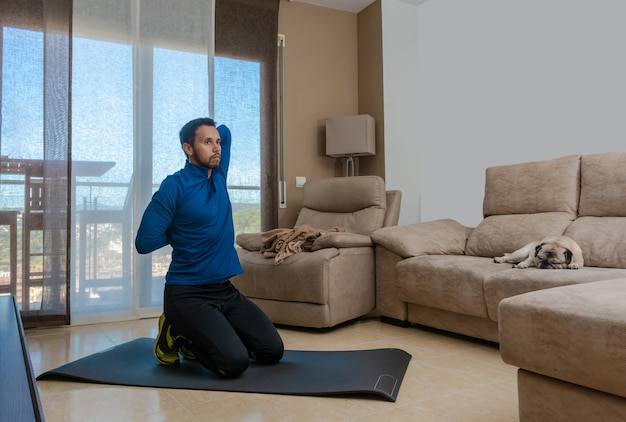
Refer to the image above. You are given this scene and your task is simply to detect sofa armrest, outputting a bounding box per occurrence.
[236,232,263,251]
[237,231,373,252]
[311,232,373,251]
[371,218,473,258]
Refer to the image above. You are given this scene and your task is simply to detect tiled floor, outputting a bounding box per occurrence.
[26,317,519,421]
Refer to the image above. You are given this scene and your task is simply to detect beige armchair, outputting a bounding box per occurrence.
[232,175,401,328]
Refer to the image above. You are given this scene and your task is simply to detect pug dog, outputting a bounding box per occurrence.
[493,235,584,269]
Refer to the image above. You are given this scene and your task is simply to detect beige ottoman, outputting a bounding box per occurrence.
[499,279,626,421]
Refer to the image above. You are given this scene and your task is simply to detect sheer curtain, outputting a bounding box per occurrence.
[72,0,280,324]
[0,0,72,328]
[71,0,215,323]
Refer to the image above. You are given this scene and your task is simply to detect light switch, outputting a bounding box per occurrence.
[296,176,306,188]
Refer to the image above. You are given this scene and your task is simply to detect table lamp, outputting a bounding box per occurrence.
[325,114,375,176]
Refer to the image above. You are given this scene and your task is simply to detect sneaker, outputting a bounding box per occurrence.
[180,344,196,360]
[153,314,179,365]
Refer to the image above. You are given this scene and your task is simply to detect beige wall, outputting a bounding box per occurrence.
[357,0,384,178]
[277,1,362,227]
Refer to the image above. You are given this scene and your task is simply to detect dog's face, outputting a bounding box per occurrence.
[534,243,573,269]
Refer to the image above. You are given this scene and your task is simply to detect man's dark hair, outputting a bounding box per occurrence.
[179,117,216,146]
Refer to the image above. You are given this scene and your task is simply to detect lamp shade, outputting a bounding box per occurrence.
[325,114,375,157]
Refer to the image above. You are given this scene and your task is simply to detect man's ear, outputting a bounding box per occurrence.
[182,142,193,157]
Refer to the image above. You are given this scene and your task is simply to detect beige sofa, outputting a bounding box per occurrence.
[371,152,626,342]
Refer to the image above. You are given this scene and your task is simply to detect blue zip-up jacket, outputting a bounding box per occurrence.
[135,125,243,285]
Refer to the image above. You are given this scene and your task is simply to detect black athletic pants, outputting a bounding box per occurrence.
[164,280,284,378]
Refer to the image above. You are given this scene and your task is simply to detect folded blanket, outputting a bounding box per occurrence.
[260,224,346,265]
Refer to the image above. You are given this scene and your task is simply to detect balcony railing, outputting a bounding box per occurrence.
[0,173,260,311]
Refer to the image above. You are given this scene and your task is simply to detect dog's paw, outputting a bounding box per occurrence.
[493,254,510,264]
[514,262,530,269]
[568,262,583,270]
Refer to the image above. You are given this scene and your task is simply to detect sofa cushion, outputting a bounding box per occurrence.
[235,247,340,304]
[578,152,626,217]
[235,246,375,305]
[396,255,504,319]
[372,219,472,259]
[465,212,575,257]
[499,279,626,399]
[482,154,580,217]
[565,217,626,268]
[466,154,580,258]
[295,175,386,235]
[484,266,626,321]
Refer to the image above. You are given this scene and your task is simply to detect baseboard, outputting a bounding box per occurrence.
[380,315,410,328]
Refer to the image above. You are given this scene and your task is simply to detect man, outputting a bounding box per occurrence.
[135,117,284,378]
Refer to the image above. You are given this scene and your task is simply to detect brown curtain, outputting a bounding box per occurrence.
[0,0,72,327]
[215,0,280,231]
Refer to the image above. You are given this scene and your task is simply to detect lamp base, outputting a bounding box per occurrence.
[345,155,355,177]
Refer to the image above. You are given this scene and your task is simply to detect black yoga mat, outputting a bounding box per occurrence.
[37,338,411,402]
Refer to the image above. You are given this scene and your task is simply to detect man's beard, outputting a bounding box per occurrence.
[204,154,220,169]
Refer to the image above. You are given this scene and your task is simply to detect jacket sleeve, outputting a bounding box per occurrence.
[135,176,179,254]
[217,124,231,179]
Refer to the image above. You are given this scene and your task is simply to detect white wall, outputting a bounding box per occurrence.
[415,0,626,227]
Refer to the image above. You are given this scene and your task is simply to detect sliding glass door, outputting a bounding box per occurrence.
[1,0,274,326]
[70,1,262,323]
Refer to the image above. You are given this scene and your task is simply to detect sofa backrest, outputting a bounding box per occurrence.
[577,152,626,217]
[295,175,387,236]
[465,154,581,257]
[564,152,626,268]
[481,154,581,216]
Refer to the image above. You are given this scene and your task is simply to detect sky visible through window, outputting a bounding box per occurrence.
[1,26,261,211]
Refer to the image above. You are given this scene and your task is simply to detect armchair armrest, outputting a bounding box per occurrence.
[236,232,263,251]
[237,229,372,253]
[311,232,373,251]
[371,219,473,258]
